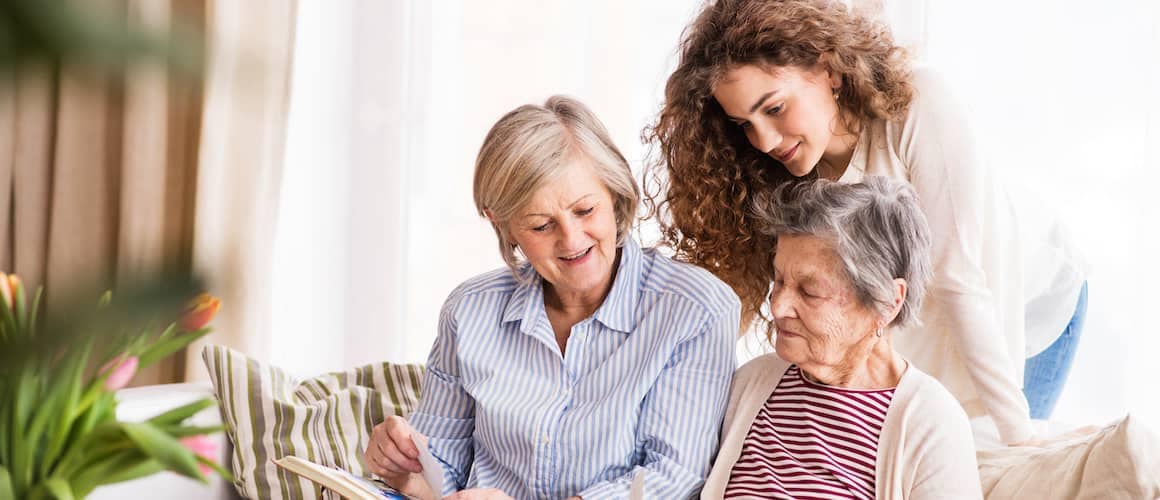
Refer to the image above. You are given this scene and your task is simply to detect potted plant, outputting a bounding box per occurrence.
[0,273,230,499]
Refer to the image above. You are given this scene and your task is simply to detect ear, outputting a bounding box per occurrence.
[881,278,908,326]
[815,53,844,91]
[483,209,516,243]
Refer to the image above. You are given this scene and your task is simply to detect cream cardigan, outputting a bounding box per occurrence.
[834,68,1086,444]
[700,354,982,499]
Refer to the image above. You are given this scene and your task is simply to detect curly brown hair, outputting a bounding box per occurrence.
[643,0,914,328]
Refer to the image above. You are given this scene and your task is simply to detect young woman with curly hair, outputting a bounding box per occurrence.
[645,0,1088,450]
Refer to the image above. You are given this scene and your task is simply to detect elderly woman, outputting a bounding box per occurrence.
[701,177,981,500]
[364,96,739,500]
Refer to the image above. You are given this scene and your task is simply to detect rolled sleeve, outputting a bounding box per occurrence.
[407,297,475,494]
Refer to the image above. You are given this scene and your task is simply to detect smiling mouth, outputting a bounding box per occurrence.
[776,143,799,162]
[560,247,592,261]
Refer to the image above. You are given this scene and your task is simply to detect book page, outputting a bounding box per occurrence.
[412,433,444,495]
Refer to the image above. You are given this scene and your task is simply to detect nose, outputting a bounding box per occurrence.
[749,122,783,155]
[768,286,796,320]
[558,218,587,251]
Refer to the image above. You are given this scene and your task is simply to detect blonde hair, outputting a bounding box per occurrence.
[473,95,640,277]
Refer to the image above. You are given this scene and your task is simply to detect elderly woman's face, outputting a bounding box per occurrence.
[770,234,882,369]
[508,158,619,301]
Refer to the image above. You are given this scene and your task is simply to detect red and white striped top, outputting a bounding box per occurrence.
[723,365,895,499]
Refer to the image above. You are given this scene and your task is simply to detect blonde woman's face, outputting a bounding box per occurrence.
[713,64,845,177]
[769,234,881,371]
[507,158,619,303]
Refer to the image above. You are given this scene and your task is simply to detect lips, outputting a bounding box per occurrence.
[776,327,801,337]
[560,247,592,261]
[775,143,799,163]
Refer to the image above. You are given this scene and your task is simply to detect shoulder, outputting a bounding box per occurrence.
[733,353,792,392]
[440,266,521,314]
[639,245,741,317]
[896,66,972,133]
[890,363,974,442]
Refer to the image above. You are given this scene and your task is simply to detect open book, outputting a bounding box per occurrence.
[274,456,416,500]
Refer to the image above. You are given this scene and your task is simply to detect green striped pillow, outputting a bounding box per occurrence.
[202,345,423,500]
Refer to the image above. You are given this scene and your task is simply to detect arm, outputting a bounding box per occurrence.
[406,296,476,496]
[901,70,1033,444]
[576,301,739,499]
[908,396,984,500]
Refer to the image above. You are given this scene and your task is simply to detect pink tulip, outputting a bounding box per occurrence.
[180,435,219,476]
[101,355,139,391]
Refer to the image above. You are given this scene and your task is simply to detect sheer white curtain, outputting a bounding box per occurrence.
[270,1,701,377]
[878,0,1160,427]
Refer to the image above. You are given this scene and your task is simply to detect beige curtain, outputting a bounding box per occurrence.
[0,1,207,386]
[0,0,296,385]
[184,0,297,382]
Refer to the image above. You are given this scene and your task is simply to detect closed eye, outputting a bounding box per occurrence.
[532,222,552,232]
[576,206,594,216]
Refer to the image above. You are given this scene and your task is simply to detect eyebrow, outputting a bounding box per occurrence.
[522,194,597,219]
[749,90,779,114]
[724,89,782,122]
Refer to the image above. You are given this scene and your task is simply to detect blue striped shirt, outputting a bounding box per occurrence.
[408,239,739,499]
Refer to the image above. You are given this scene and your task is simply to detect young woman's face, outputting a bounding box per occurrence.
[712,64,845,177]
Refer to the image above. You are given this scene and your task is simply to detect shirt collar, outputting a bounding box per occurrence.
[500,238,643,334]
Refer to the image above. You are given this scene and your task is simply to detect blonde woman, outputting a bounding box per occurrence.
[366,96,740,499]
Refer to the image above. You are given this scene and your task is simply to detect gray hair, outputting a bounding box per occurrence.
[751,176,932,328]
[473,95,640,277]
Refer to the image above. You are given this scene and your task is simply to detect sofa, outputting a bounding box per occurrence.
[89,382,241,500]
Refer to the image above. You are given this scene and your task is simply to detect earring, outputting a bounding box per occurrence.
[875,327,884,338]
[833,88,840,100]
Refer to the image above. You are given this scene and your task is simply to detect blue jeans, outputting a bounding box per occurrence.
[1022,281,1088,419]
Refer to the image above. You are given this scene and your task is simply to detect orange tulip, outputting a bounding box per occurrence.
[180,293,221,331]
[0,272,12,310]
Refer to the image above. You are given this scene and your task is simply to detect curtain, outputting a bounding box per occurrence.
[184,0,297,382]
[0,0,206,386]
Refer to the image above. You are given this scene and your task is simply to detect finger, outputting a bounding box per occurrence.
[367,441,415,477]
[387,419,422,459]
[382,438,423,473]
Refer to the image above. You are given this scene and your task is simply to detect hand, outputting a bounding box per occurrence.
[364,415,424,480]
[443,488,514,500]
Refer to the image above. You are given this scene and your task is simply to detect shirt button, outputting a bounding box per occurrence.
[542,434,551,445]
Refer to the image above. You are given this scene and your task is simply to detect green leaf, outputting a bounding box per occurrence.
[12,281,27,333]
[68,451,153,496]
[28,287,43,337]
[146,398,215,426]
[136,328,211,367]
[94,458,165,488]
[159,425,226,438]
[120,422,205,482]
[36,339,93,477]
[195,454,234,482]
[156,322,178,341]
[40,478,73,500]
[0,465,14,500]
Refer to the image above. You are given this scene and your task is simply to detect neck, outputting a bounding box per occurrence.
[800,332,905,390]
[543,251,621,319]
[817,112,860,181]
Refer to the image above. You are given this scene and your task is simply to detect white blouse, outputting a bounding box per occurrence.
[835,67,1086,444]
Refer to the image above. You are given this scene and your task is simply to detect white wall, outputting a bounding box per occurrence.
[272,0,1160,432]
